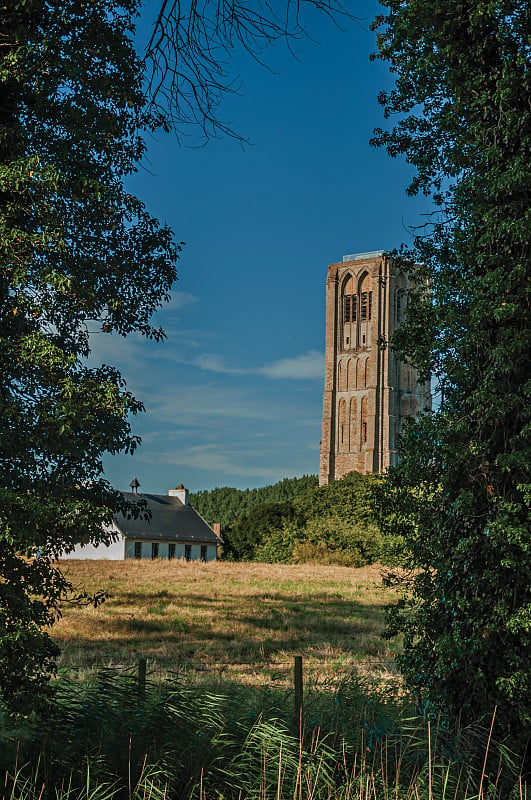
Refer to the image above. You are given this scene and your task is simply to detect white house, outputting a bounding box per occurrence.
[61,484,222,561]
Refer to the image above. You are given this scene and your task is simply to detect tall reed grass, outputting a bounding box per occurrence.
[1,670,526,800]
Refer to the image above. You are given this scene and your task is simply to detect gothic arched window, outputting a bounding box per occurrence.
[358,273,372,322]
[365,357,371,388]
[341,274,357,350]
[343,275,356,322]
[395,288,405,324]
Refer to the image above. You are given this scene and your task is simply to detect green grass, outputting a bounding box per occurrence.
[1,670,525,800]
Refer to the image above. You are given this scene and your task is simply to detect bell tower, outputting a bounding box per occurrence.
[319,251,431,485]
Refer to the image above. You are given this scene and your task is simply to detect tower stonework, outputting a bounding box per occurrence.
[319,250,431,485]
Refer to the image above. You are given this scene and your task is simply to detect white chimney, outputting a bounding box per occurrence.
[168,484,188,505]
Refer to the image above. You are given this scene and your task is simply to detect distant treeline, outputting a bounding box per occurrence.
[191,473,400,565]
[189,475,319,531]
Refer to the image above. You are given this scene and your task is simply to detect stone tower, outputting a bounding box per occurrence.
[319,250,431,485]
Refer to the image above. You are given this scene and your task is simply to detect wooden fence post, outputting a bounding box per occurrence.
[294,655,303,740]
[138,657,147,697]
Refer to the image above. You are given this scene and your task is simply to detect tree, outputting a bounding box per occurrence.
[295,470,378,530]
[225,501,300,560]
[1,0,179,711]
[254,472,384,565]
[371,0,530,748]
[189,475,319,531]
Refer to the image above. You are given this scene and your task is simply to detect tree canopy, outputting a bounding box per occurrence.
[372,0,530,747]
[201,472,384,565]
[189,475,319,531]
[0,0,179,710]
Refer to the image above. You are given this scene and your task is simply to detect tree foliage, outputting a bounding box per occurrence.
[1,0,178,711]
[226,501,301,560]
[286,471,383,565]
[256,514,381,566]
[371,0,530,746]
[216,472,385,565]
[189,475,318,531]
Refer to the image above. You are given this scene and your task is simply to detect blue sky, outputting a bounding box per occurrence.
[96,1,430,494]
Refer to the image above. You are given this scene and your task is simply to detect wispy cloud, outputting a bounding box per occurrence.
[86,331,145,370]
[195,354,248,375]
[86,291,197,366]
[258,350,323,380]
[98,325,325,384]
[142,443,307,481]
[191,350,324,380]
[166,290,197,309]
[155,290,198,315]
[147,385,280,423]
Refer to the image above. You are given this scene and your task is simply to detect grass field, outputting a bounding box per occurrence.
[55,560,401,689]
[9,562,525,800]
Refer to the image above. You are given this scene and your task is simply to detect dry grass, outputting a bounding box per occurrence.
[55,560,401,689]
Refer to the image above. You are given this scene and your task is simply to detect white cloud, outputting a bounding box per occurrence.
[157,290,197,312]
[164,328,217,349]
[86,331,145,369]
[258,350,323,380]
[84,291,196,367]
[195,354,249,375]
[147,385,280,423]
[186,349,324,380]
[139,291,199,325]
[143,443,306,480]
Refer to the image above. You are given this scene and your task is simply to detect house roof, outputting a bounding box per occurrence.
[115,492,221,544]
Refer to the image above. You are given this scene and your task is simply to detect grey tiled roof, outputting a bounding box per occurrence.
[115,493,221,544]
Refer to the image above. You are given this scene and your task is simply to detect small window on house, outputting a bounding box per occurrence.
[368,291,372,320]
[134,541,142,559]
[168,543,175,560]
[184,544,192,561]
[151,542,159,560]
[362,422,367,444]
[200,545,207,562]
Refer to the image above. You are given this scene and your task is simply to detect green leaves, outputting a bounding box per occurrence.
[0,0,178,712]
[372,0,531,751]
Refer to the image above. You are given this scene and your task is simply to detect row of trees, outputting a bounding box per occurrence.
[189,474,318,531]
[221,472,385,564]
[190,473,392,565]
